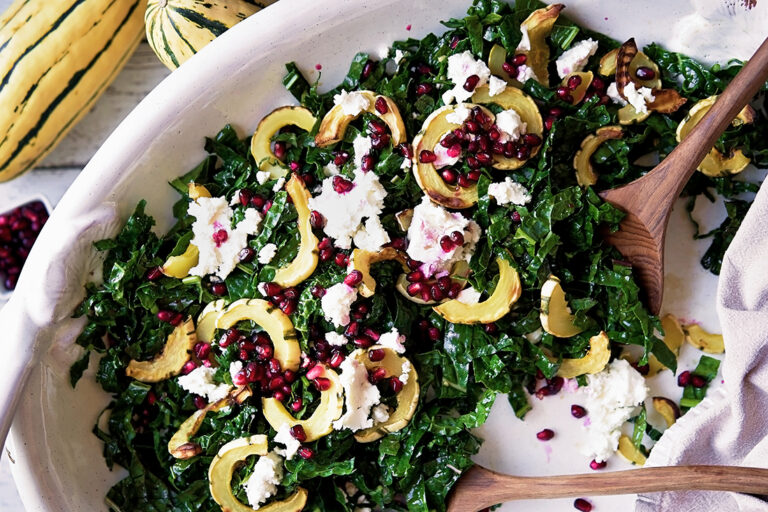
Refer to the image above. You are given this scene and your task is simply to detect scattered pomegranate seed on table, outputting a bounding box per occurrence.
[573,497,593,511]
[589,459,607,470]
[0,200,49,292]
[536,428,555,441]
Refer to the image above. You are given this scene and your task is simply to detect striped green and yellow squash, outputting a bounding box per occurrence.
[0,0,145,183]
[145,0,275,71]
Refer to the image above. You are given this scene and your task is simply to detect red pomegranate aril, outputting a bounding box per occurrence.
[406,282,423,296]
[368,119,387,135]
[548,376,564,394]
[269,376,286,391]
[369,367,388,383]
[255,344,273,360]
[573,498,593,512]
[319,247,333,262]
[427,326,441,341]
[182,360,197,374]
[390,237,407,250]
[556,86,573,102]
[447,143,462,158]
[466,156,480,169]
[194,342,211,360]
[571,404,588,418]
[437,275,452,292]
[310,210,325,229]
[306,364,325,380]
[368,348,386,362]
[512,53,527,66]
[389,376,404,393]
[440,235,455,252]
[298,446,315,460]
[361,59,375,80]
[475,152,492,165]
[329,351,345,368]
[374,96,389,114]
[334,151,350,166]
[406,270,425,282]
[416,62,433,75]
[677,370,691,387]
[463,74,480,91]
[453,128,466,140]
[567,75,583,90]
[472,107,490,125]
[536,428,555,441]
[535,386,551,399]
[289,424,307,442]
[233,371,248,386]
[310,285,326,298]
[635,66,656,80]
[314,377,332,391]
[416,83,433,95]
[502,61,518,76]
[420,288,432,302]
[516,146,531,161]
[344,270,363,286]
[440,133,457,148]
[238,348,250,360]
[549,106,565,117]
[335,252,349,267]
[353,336,373,349]
[211,282,227,296]
[406,258,422,271]
[146,267,163,281]
[264,282,282,296]
[448,282,462,299]
[283,287,299,300]
[441,168,458,184]
[465,120,480,133]
[300,173,315,186]
[450,34,461,49]
[419,150,437,163]
[591,76,606,91]
[272,390,287,402]
[193,395,207,409]
[492,141,505,154]
[467,170,481,182]
[332,175,354,193]
[345,321,360,337]
[253,332,271,346]
[589,459,607,470]
[512,211,521,222]
[318,237,332,250]
[212,229,228,245]
[273,141,287,160]
[484,322,498,334]
[250,194,266,208]
[362,327,380,341]
[268,358,282,373]
[290,398,303,412]
[523,133,542,146]
[396,142,413,159]
[280,299,297,315]
[238,247,256,264]
[157,310,173,322]
[691,375,707,388]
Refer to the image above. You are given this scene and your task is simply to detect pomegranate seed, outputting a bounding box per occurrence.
[194,342,211,360]
[536,429,555,441]
[237,247,256,263]
[590,459,607,470]
[406,270,425,282]
[329,351,345,368]
[555,87,574,103]
[474,152,492,165]
[502,61,518,76]
[549,106,565,117]
[344,270,363,286]
[567,75,583,90]
[362,327,380,341]
[250,194,266,208]
[416,63,433,75]
[437,276,452,292]
[677,370,691,387]
[262,282,280,296]
[419,150,437,163]
[289,424,307,442]
[309,210,325,229]
[571,405,588,418]
[691,375,706,388]
[448,282,462,298]
[440,235,455,252]
[313,377,332,391]
[467,169,481,182]
[591,76,606,91]
[389,376,404,393]
[368,119,387,135]
[450,35,461,49]
[511,211,521,222]
[170,313,184,326]
[390,237,407,250]
[255,344,273,360]
[300,173,314,187]
[334,151,350,166]
[193,396,207,409]
[635,66,656,80]
[283,287,299,300]
[406,282,423,296]
[268,376,286,391]
[375,96,389,114]
[157,310,173,322]
[211,282,227,296]
[233,371,248,386]
[290,398,303,412]
[280,299,297,315]
[182,360,197,374]
[465,120,480,134]
[146,267,163,281]
[416,83,433,95]
[368,349,386,362]
[273,141,287,160]
[335,252,349,267]
[332,175,354,194]
[427,327,441,341]
[306,364,325,380]
[535,386,551,400]
[463,74,480,91]
[319,248,333,262]
[484,323,498,334]
[396,143,413,159]
[448,231,465,246]
[345,322,360,337]
[267,358,281,374]
[362,154,377,172]
[369,367,388,383]
[212,229,228,245]
[544,116,555,131]
[446,143,462,159]
[298,447,315,459]
[523,133,542,146]
[441,168,458,184]
[406,258,422,270]
[548,376,564,395]
[353,336,373,349]
[272,390,287,401]
[318,237,332,250]
[573,498,592,511]
[361,59,375,80]
[512,53,527,66]
[310,285,326,298]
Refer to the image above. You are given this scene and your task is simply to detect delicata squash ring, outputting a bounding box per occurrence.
[573,125,624,186]
[616,39,686,116]
[540,275,585,338]
[348,247,408,298]
[555,331,611,378]
[251,106,317,179]
[647,314,685,376]
[126,317,197,382]
[208,435,308,512]
[272,174,319,287]
[315,91,406,147]
[351,347,419,443]
[519,4,564,86]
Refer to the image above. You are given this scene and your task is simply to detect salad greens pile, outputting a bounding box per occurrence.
[70,0,766,510]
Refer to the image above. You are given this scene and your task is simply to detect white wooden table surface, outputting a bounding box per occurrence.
[0,4,171,502]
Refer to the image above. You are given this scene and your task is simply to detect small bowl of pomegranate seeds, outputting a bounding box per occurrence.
[0,197,51,299]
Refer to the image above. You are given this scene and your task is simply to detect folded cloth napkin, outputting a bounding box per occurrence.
[635,181,768,512]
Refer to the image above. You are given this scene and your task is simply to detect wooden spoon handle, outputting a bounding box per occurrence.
[447,465,768,512]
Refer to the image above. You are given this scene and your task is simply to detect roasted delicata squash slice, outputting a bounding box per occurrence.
[519,4,564,86]
[208,435,308,512]
[676,96,754,177]
[395,261,470,305]
[683,323,725,354]
[562,71,594,104]
[540,275,584,338]
[126,317,197,382]
[412,104,493,208]
[472,85,544,169]
[169,386,252,459]
[599,47,661,89]
[315,91,406,147]
[161,243,200,279]
[556,331,611,378]
[262,365,343,442]
[618,104,650,125]
[652,396,680,428]
[617,434,646,466]
[215,299,301,372]
[273,175,319,287]
[434,252,521,324]
[349,247,408,298]
[251,106,317,179]
[188,182,212,200]
[488,44,522,85]
[351,347,419,443]
[616,39,686,115]
[648,314,685,376]
[573,125,624,186]
[196,299,227,343]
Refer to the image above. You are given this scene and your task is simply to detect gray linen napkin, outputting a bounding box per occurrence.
[635,181,768,511]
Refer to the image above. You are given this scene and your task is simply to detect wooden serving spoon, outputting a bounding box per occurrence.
[446,464,768,511]
[598,36,768,314]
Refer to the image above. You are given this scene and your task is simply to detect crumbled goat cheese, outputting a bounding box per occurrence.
[581,359,649,462]
[445,104,472,125]
[178,366,231,403]
[487,177,532,205]
[488,75,508,96]
[353,135,373,169]
[258,243,278,264]
[495,108,527,142]
[334,90,371,116]
[326,331,348,347]
[257,282,268,297]
[623,82,655,114]
[372,404,390,423]
[256,171,271,185]
[323,162,340,176]
[245,451,284,509]
[272,177,285,192]
[516,64,538,83]
[352,215,390,252]
[400,360,412,385]
[525,327,543,344]
[456,286,482,304]
[442,51,491,105]
[517,26,531,51]
[273,423,301,460]
[377,328,406,354]
[556,38,599,78]
[321,283,358,327]
[308,168,387,249]
[188,197,262,279]
[229,361,243,382]
[333,357,381,431]
[406,196,481,277]
[606,82,626,105]
[432,136,460,169]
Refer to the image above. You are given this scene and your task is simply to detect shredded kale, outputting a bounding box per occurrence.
[680,355,722,410]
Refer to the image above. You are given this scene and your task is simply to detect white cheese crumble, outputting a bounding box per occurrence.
[581,359,649,462]
[352,135,373,170]
[442,51,491,105]
[406,196,481,277]
[273,423,301,460]
[377,328,406,354]
[188,197,263,279]
[432,136,460,170]
[256,171,271,185]
[516,64,539,83]
[445,104,472,125]
[605,82,626,105]
[334,90,371,116]
[623,82,655,114]
[272,177,285,192]
[245,451,284,509]
[352,215,390,252]
[325,331,348,347]
[333,357,381,432]
[229,361,243,382]
[488,75,508,96]
[487,177,532,205]
[178,366,232,403]
[525,327,543,344]
[258,243,278,265]
[308,168,388,249]
[456,285,482,304]
[321,283,358,327]
[323,162,341,176]
[495,108,527,142]
[556,38,599,79]
[257,282,268,297]
[400,360,412,385]
[372,404,391,423]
